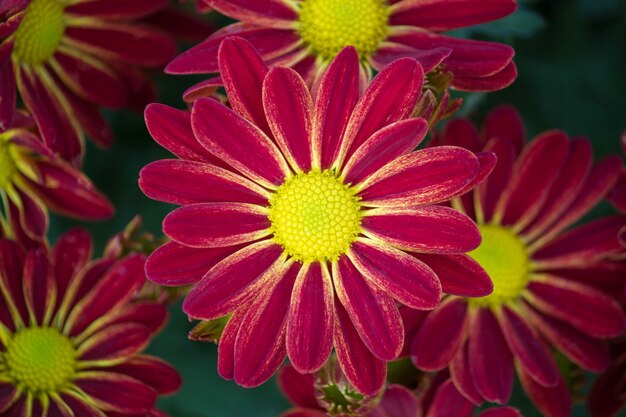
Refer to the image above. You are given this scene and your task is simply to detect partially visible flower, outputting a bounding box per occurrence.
[0,229,181,416]
[141,38,493,394]
[588,337,626,417]
[0,110,113,246]
[278,364,524,417]
[168,0,517,93]
[1,0,176,163]
[409,106,626,417]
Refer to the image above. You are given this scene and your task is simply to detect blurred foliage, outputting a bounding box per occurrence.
[48,0,626,416]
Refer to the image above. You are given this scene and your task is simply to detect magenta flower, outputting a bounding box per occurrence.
[409,106,626,417]
[0,229,181,416]
[167,0,517,92]
[140,37,493,394]
[0,0,176,163]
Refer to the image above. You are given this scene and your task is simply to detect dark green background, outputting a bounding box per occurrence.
[49,0,626,415]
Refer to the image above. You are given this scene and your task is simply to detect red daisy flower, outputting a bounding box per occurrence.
[408,105,626,417]
[167,0,517,93]
[140,37,494,394]
[0,110,113,245]
[0,0,176,164]
[0,229,181,416]
[278,364,524,417]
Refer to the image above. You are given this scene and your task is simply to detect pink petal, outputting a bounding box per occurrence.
[498,130,569,230]
[183,76,222,102]
[334,255,404,361]
[311,47,360,170]
[349,239,442,310]
[218,36,270,135]
[517,364,571,417]
[263,67,313,172]
[362,205,481,253]
[411,297,468,370]
[452,61,517,92]
[358,146,479,207]
[146,241,242,286]
[414,253,493,298]
[163,202,270,248]
[343,118,429,185]
[182,241,283,320]
[522,303,609,372]
[526,277,625,338]
[234,261,299,387]
[498,306,559,387]
[469,308,514,403]
[388,29,513,78]
[334,299,386,396]
[522,139,592,239]
[287,263,334,373]
[341,58,424,165]
[390,0,516,31]
[209,0,298,25]
[191,98,290,189]
[217,312,244,380]
[425,379,473,417]
[139,160,270,206]
[166,24,300,74]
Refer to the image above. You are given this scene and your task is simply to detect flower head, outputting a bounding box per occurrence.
[0,0,176,163]
[140,37,493,394]
[0,229,181,416]
[0,111,113,246]
[409,106,626,417]
[168,0,517,93]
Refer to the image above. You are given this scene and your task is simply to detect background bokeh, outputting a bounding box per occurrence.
[48,0,626,416]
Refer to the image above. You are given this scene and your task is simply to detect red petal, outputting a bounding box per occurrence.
[425,379,473,417]
[517,364,571,417]
[0,56,15,130]
[411,297,468,370]
[287,263,334,373]
[370,385,420,417]
[263,67,313,172]
[362,205,481,253]
[334,255,404,361]
[108,355,181,395]
[481,105,525,153]
[415,253,493,298]
[75,372,156,413]
[66,0,167,18]
[370,42,450,73]
[22,249,55,326]
[146,241,241,286]
[209,0,298,25]
[358,146,479,207]
[182,241,283,320]
[450,343,483,405]
[468,308,514,403]
[350,240,442,310]
[277,365,319,409]
[452,61,517,92]
[476,135,516,223]
[53,228,92,303]
[78,323,149,362]
[477,407,523,417]
[217,311,244,380]
[334,299,386,395]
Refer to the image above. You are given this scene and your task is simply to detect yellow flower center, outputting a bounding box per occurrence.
[4,327,76,394]
[268,170,362,263]
[297,0,389,61]
[0,137,17,188]
[13,0,66,65]
[468,225,530,308]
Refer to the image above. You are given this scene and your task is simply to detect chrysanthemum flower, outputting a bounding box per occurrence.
[0,229,181,416]
[0,111,113,245]
[409,106,626,417]
[168,0,517,93]
[278,364,524,417]
[140,37,494,394]
[0,0,176,163]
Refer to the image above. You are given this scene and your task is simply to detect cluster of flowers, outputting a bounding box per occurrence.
[0,0,624,417]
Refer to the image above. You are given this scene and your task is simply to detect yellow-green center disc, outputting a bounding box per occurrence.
[13,0,66,65]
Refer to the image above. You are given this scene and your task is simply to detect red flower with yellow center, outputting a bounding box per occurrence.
[168,0,516,93]
[140,37,495,394]
[0,0,176,163]
[408,106,626,417]
[0,111,113,245]
[0,229,181,416]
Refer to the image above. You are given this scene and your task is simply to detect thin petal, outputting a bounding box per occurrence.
[517,364,571,417]
[476,136,516,223]
[22,249,55,326]
[191,98,290,188]
[78,323,149,363]
[217,311,244,380]
[209,0,298,25]
[362,206,481,253]
[107,355,182,395]
[349,239,442,310]
[182,241,284,320]
[163,202,270,248]
[425,379,473,417]
[369,42,450,73]
[358,146,479,207]
[334,255,404,361]
[415,253,493,298]
[287,263,334,373]
[0,56,15,130]
[75,372,156,414]
[477,407,523,417]
[277,365,318,409]
[411,297,468,370]
[481,105,525,153]
[450,343,483,405]
[53,228,92,303]
[263,67,313,172]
